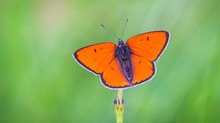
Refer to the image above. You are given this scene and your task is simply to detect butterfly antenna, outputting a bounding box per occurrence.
[120,18,128,40]
[101,24,120,40]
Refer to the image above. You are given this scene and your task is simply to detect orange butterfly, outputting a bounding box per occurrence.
[73,21,170,90]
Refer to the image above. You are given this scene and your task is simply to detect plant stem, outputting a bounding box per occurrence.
[114,89,124,123]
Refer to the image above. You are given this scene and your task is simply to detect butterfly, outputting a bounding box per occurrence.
[73,21,170,90]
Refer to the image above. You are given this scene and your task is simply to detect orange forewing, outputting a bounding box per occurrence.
[74,42,116,74]
[127,31,169,61]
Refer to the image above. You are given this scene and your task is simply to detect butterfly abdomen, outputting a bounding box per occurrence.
[115,40,133,84]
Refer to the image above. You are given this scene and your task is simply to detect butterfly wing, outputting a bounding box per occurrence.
[127,31,169,61]
[130,54,155,86]
[126,31,170,86]
[74,42,116,74]
[74,42,130,89]
[101,58,130,89]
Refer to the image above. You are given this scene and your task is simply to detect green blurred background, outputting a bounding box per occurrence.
[1,0,220,123]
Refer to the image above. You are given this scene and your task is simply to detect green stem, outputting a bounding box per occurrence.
[114,90,124,123]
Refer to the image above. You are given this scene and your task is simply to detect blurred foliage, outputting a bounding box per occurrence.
[1,0,220,123]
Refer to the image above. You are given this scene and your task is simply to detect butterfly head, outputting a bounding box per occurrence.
[117,39,127,56]
[117,39,124,45]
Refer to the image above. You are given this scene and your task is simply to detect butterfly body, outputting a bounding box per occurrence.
[74,31,170,90]
[115,40,133,84]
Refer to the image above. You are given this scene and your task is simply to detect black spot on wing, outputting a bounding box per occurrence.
[94,49,97,53]
[139,60,141,64]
